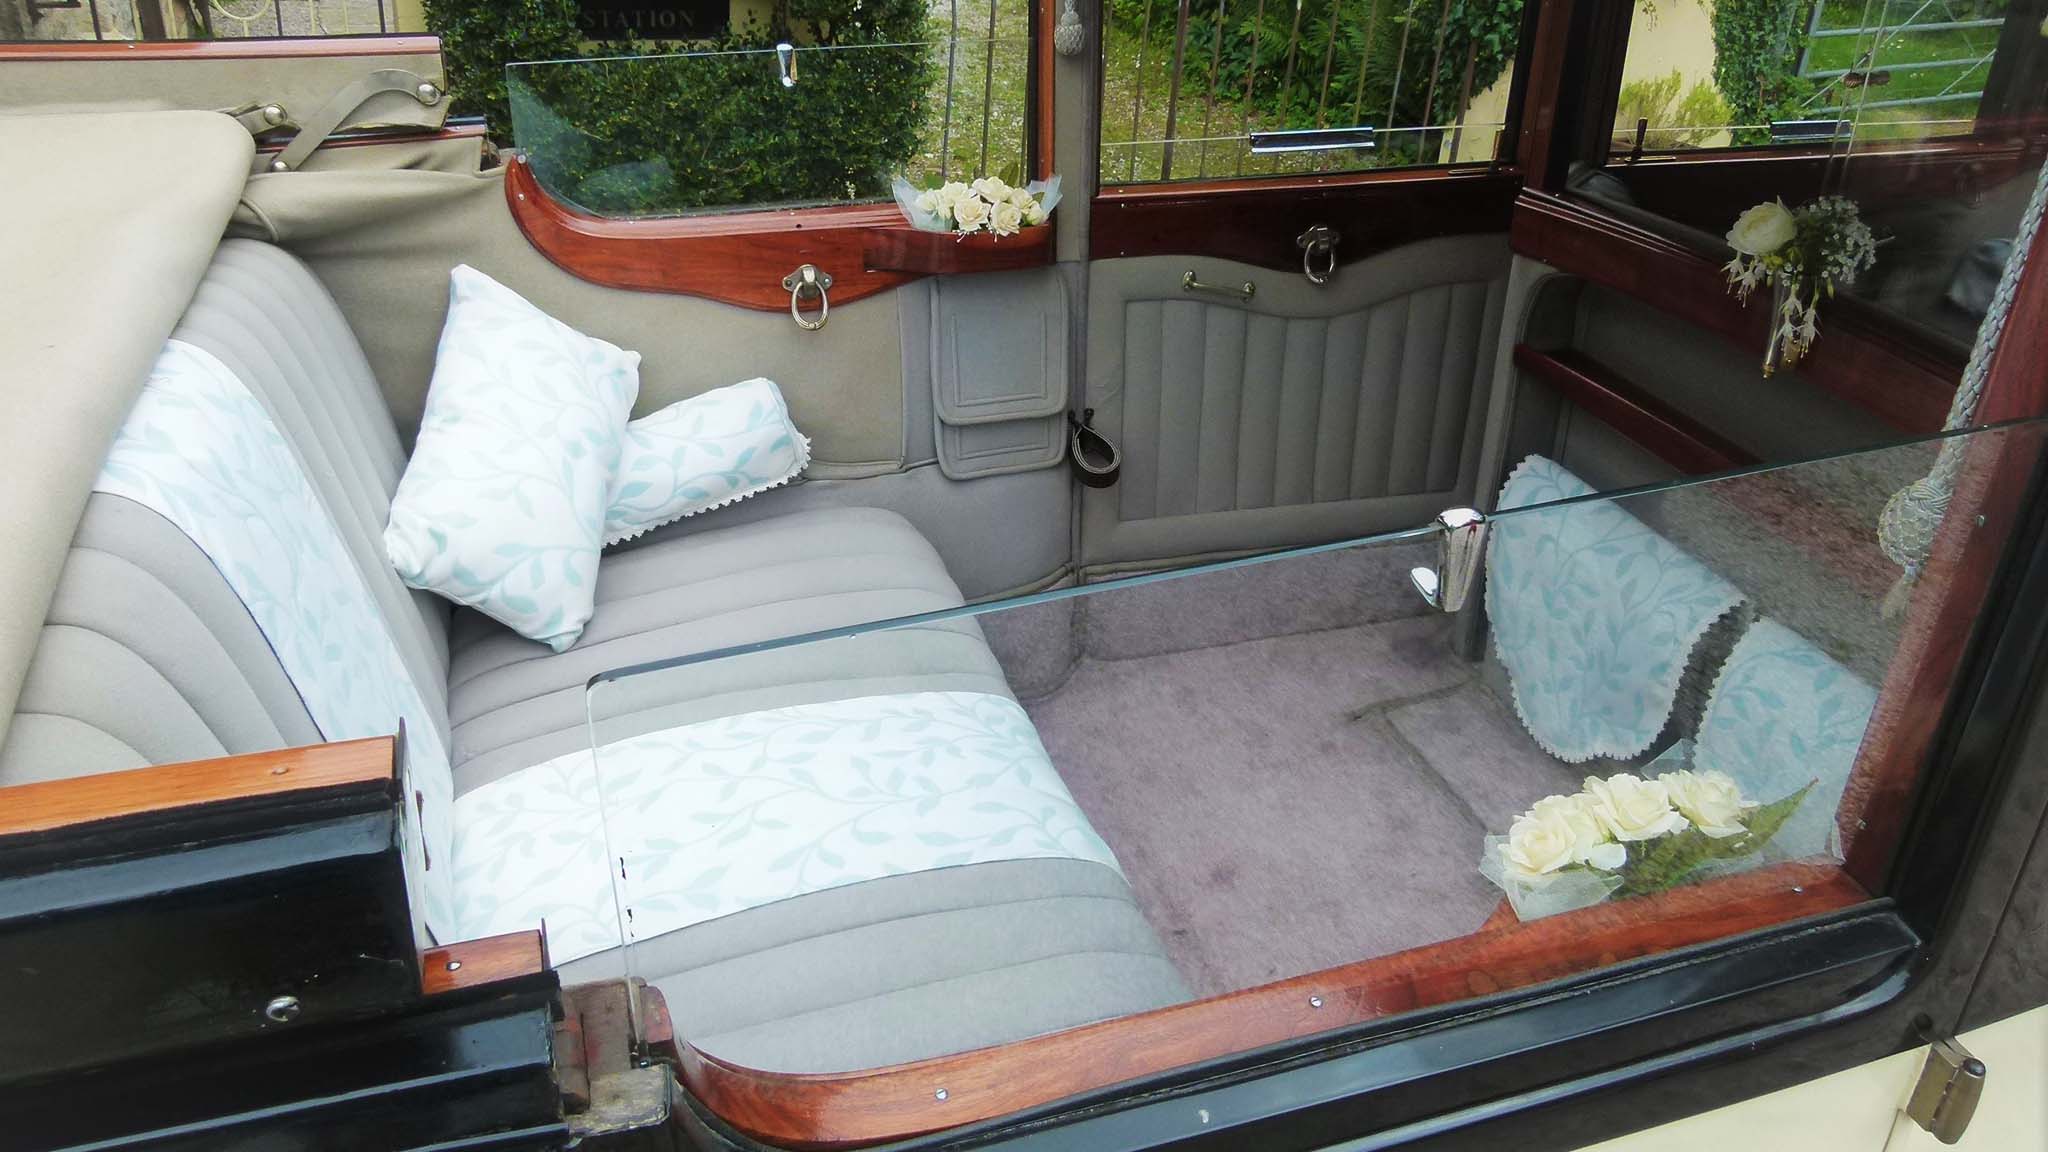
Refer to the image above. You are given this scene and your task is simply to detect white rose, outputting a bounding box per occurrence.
[1727,199,1797,256]
[1006,186,1037,208]
[990,199,1025,236]
[914,189,941,215]
[952,194,991,232]
[1499,805,1579,881]
[1659,769,1752,838]
[1532,794,1627,870]
[971,176,1011,201]
[1580,774,1689,842]
[1024,201,1047,226]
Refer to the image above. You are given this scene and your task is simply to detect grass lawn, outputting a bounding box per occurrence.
[1803,0,2008,138]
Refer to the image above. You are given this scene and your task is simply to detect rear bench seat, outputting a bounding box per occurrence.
[0,239,1189,1073]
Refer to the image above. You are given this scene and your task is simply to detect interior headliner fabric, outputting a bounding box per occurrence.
[0,110,253,753]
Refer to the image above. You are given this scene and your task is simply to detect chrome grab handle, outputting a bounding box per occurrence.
[783,264,831,330]
[1297,224,1340,286]
[1410,508,1487,613]
[1181,270,1255,301]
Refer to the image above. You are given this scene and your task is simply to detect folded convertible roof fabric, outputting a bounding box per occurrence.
[1487,455,1745,763]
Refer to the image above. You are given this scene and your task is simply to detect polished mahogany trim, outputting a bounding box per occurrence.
[677,861,1864,1149]
[508,158,1054,310]
[1511,190,1956,432]
[0,736,395,838]
[422,930,549,997]
[862,223,1052,275]
[1842,203,2048,889]
[0,34,440,61]
[1513,345,1756,474]
[1091,170,1519,271]
[1512,0,1577,189]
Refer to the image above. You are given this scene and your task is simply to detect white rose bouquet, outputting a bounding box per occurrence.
[1722,195,1879,375]
[891,173,1062,237]
[1480,766,1813,920]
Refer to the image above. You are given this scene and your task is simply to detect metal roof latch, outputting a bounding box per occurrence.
[1411,508,1486,613]
[1905,1035,1985,1144]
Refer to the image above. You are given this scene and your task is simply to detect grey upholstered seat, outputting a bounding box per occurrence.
[445,506,1014,795]
[6,238,1190,1072]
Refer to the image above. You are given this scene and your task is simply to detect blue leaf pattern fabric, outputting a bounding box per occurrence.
[603,377,812,546]
[1487,455,1745,762]
[451,691,1123,964]
[1694,617,1876,860]
[384,265,640,651]
[95,340,456,938]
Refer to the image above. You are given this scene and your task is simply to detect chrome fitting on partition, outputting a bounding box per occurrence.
[783,264,832,330]
[1181,270,1255,300]
[1297,224,1340,285]
[1411,507,1486,613]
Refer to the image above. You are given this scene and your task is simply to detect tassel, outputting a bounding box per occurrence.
[1880,565,1919,621]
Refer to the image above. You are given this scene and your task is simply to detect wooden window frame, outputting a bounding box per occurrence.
[499,0,1062,310]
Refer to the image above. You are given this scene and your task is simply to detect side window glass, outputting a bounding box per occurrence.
[1098,0,1528,184]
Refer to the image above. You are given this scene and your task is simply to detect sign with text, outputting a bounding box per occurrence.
[577,0,729,40]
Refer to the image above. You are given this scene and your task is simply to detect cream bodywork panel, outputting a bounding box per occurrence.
[1576,1004,2048,1151]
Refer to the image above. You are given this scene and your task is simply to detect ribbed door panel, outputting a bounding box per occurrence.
[1114,276,1507,523]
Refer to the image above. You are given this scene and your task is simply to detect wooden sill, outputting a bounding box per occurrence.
[677,860,1865,1149]
[422,929,550,997]
[1511,189,1957,434]
[505,159,1049,311]
[861,224,1052,276]
[1513,344,1758,474]
[0,736,396,839]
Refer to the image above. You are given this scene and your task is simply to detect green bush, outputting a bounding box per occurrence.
[1612,69,1733,149]
[1107,0,1524,164]
[1709,0,1814,144]
[427,0,935,215]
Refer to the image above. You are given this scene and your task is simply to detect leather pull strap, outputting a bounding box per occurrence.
[1068,408,1121,489]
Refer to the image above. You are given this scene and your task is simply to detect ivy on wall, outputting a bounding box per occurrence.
[425,0,935,215]
[1709,0,1814,144]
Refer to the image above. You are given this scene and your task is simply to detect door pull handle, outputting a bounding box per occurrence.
[1181,270,1254,301]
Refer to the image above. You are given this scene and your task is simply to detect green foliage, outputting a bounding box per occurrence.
[1106,0,1525,164]
[1613,781,1816,898]
[427,0,936,214]
[1612,69,1733,149]
[1709,0,1815,145]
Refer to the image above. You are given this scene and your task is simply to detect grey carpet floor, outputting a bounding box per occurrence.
[1024,614,1585,999]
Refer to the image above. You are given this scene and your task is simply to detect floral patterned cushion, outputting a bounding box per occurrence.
[385,265,640,651]
[602,377,811,546]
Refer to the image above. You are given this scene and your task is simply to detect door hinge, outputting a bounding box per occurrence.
[1905,1036,1985,1144]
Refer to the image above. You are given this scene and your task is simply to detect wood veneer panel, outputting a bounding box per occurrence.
[506,159,1054,309]
[862,223,1052,275]
[1511,190,1957,432]
[1513,344,1757,473]
[0,736,395,838]
[1841,207,2048,889]
[422,930,549,997]
[0,35,439,60]
[506,158,919,311]
[1090,170,1518,271]
[680,861,1864,1148]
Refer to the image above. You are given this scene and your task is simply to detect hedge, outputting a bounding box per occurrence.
[1108,0,1525,165]
[426,0,936,215]
[1710,0,1815,145]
